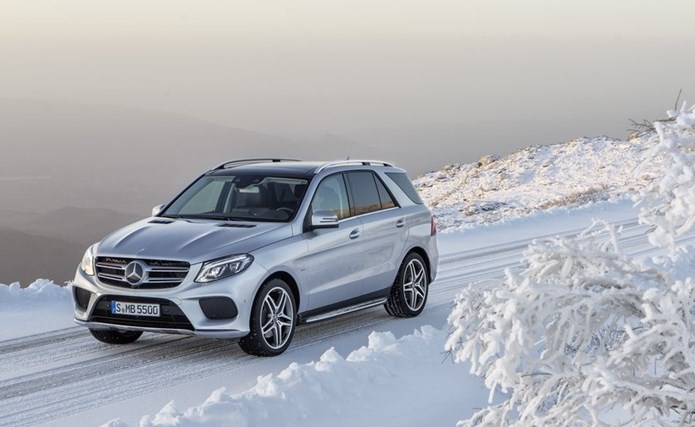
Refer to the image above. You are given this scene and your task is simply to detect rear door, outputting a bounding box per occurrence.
[345,171,406,296]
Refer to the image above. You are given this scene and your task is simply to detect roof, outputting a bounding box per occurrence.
[207,159,399,177]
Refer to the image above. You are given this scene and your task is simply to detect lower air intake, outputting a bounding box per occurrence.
[199,297,238,320]
[74,287,91,310]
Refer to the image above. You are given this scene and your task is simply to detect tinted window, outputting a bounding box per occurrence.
[385,172,424,204]
[347,172,382,216]
[311,174,351,220]
[375,176,397,209]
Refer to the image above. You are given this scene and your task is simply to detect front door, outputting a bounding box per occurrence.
[301,173,366,310]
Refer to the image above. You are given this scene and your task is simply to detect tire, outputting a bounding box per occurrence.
[89,328,143,344]
[385,252,429,318]
[239,278,297,357]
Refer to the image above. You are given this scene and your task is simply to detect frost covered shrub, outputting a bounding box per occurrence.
[637,103,695,250]
[446,223,689,426]
[447,104,695,426]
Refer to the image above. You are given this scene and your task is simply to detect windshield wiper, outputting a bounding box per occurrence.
[193,214,249,221]
[162,213,263,222]
[160,214,189,219]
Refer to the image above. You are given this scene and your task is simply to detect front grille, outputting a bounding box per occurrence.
[95,257,190,289]
[90,295,194,330]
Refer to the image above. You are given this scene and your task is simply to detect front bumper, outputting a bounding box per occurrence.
[75,320,248,339]
[72,261,269,339]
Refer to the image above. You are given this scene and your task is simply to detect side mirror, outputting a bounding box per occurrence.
[152,204,166,216]
[310,211,339,229]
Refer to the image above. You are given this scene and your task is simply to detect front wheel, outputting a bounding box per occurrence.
[385,253,429,318]
[239,279,297,356]
[89,328,143,344]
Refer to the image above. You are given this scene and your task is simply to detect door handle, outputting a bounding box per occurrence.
[349,229,361,239]
[396,218,406,228]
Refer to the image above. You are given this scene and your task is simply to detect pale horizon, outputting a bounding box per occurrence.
[2,0,693,141]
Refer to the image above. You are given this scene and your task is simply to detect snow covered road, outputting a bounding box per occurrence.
[1,200,692,427]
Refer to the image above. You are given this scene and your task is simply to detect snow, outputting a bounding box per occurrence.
[415,134,662,231]
[2,126,692,426]
[0,279,74,340]
[444,105,695,426]
[101,326,489,427]
[0,198,651,427]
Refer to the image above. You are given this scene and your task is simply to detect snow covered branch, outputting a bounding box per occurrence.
[446,222,693,426]
[637,102,695,250]
[446,104,695,426]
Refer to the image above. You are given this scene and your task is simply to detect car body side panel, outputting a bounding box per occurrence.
[295,217,368,311]
[357,207,407,294]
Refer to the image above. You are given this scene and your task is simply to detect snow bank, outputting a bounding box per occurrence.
[0,279,75,339]
[416,135,662,231]
[0,279,71,305]
[103,326,489,427]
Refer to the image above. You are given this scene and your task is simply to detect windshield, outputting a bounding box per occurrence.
[161,174,309,222]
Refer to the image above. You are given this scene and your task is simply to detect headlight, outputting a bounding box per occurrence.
[195,254,253,283]
[80,245,96,276]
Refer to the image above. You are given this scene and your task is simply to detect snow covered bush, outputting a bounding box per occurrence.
[446,104,695,426]
[637,102,695,250]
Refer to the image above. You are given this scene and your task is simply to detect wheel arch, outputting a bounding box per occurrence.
[261,271,301,311]
[405,246,431,281]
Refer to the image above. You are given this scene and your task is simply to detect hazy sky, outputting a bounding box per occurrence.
[2,0,694,137]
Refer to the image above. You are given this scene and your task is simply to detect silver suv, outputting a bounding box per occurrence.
[72,159,438,356]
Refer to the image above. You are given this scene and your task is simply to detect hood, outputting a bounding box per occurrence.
[96,218,292,264]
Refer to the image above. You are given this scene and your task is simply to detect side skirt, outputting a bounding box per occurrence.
[297,289,390,325]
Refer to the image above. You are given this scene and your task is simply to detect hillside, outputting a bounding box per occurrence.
[6,207,140,246]
[0,228,84,285]
[415,134,661,230]
[0,207,141,285]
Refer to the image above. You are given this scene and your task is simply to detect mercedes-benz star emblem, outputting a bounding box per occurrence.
[124,261,146,286]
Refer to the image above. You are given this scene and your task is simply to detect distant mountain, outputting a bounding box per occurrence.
[6,206,141,246]
[0,99,387,216]
[0,207,140,285]
[0,228,85,285]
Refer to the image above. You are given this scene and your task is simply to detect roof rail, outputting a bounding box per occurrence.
[210,158,302,171]
[315,159,395,174]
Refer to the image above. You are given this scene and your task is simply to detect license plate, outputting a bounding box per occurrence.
[110,301,160,317]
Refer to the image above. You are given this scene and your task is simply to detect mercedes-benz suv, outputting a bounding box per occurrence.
[72,159,438,356]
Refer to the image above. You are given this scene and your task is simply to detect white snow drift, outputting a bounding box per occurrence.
[102,326,489,427]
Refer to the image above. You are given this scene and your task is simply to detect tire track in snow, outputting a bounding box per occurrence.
[0,219,691,427]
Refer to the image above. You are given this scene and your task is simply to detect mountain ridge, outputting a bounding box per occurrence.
[416,134,661,230]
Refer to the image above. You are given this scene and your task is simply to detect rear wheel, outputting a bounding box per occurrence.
[239,279,296,356]
[89,328,143,344]
[385,253,429,317]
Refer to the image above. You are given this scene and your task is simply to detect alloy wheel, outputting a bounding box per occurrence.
[402,258,427,311]
[260,287,294,349]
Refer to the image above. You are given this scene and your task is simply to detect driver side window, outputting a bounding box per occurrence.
[310,174,351,220]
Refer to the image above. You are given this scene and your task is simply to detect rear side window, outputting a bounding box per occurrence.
[375,176,397,209]
[346,171,382,216]
[385,172,424,204]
